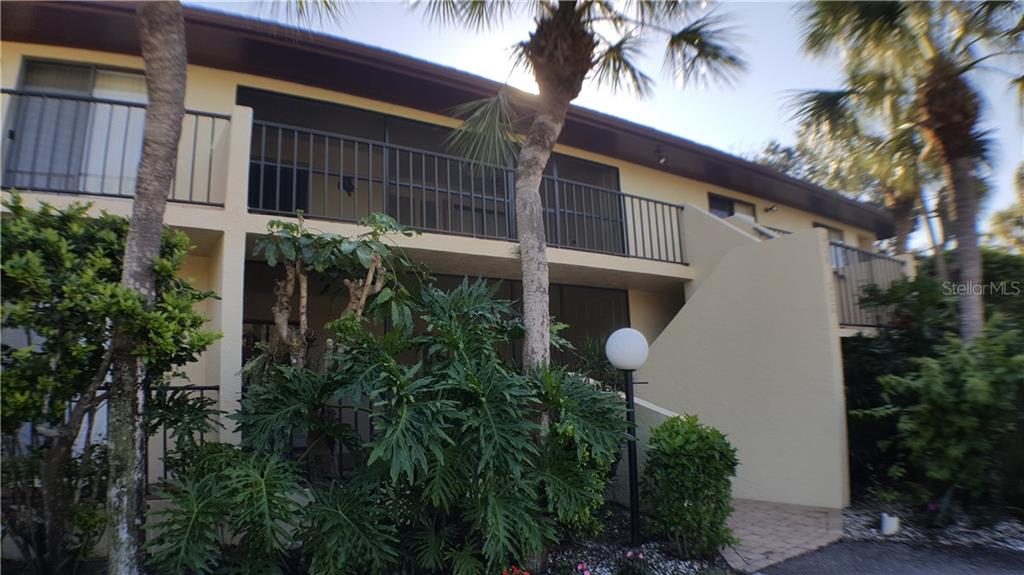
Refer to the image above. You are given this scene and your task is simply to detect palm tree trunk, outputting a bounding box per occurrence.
[888,192,916,255]
[516,95,569,368]
[948,157,984,340]
[919,187,949,281]
[107,3,187,574]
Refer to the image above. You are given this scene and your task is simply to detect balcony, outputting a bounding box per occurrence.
[1,90,230,206]
[248,121,687,264]
[829,241,908,328]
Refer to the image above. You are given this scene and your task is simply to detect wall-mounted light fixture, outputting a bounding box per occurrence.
[655,145,667,165]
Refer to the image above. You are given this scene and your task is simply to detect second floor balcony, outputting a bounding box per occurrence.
[247,120,686,265]
[2,89,230,206]
[1,90,686,265]
[2,89,911,330]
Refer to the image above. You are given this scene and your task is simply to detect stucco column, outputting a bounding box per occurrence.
[208,231,246,443]
[210,104,253,443]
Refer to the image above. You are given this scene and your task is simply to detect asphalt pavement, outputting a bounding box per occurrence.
[762,541,1024,575]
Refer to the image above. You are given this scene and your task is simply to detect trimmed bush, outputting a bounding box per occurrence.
[643,415,738,559]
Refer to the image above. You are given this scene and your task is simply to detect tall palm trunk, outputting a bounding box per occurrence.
[518,0,595,368]
[918,59,983,340]
[947,157,984,339]
[886,189,916,255]
[516,98,566,367]
[107,3,187,574]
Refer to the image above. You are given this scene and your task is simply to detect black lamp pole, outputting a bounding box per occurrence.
[623,368,641,546]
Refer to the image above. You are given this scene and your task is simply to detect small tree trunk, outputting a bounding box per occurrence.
[39,438,73,572]
[271,262,297,362]
[948,157,984,340]
[108,3,187,574]
[516,96,569,369]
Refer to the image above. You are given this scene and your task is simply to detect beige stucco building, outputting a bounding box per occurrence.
[2,2,911,512]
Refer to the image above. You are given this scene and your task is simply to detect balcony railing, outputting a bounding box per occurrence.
[2,90,230,206]
[829,241,907,327]
[14,384,219,489]
[248,120,686,264]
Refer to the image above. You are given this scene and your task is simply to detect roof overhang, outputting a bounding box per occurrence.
[1,1,895,238]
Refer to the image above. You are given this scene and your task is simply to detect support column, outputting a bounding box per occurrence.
[208,104,252,444]
[208,231,246,443]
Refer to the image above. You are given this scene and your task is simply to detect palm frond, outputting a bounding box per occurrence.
[445,91,521,168]
[664,13,747,89]
[634,0,691,26]
[801,1,913,57]
[593,32,655,98]
[787,89,861,144]
[509,40,534,76]
[263,0,347,29]
[422,0,520,31]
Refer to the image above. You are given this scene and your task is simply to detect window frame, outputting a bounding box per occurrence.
[813,222,844,243]
[707,192,757,221]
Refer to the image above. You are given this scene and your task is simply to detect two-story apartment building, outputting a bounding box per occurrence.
[1,1,911,512]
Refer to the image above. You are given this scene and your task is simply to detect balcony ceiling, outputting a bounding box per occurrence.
[2,1,895,238]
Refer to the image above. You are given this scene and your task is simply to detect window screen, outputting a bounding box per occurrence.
[4,61,146,195]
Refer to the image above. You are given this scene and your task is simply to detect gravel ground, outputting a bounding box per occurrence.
[762,540,1024,575]
[843,502,1024,552]
[542,505,733,575]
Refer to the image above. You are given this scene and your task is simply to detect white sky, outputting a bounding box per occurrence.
[193,1,1023,241]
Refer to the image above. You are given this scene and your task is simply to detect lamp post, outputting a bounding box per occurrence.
[605,327,649,547]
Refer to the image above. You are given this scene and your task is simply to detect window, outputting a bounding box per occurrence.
[547,153,619,190]
[4,60,146,195]
[813,222,844,243]
[708,193,756,220]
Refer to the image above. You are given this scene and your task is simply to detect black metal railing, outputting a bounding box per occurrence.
[829,241,907,327]
[16,384,220,489]
[248,120,687,264]
[2,90,230,205]
[149,385,220,484]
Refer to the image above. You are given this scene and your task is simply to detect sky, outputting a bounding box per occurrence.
[194,1,1022,242]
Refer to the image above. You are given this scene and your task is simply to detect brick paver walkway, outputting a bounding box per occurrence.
[722,499,843,573]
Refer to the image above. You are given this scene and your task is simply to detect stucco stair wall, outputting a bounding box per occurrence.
[620,208,848,510]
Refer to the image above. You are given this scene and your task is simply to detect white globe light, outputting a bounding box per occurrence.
[605,328,649,371]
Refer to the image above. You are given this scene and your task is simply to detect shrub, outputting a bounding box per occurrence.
[146,446,304,574]
[643,415,738,559]
[874,320,1024,509]
[1,194,218,571]
[843,275,958,495]
[163,279,628,574]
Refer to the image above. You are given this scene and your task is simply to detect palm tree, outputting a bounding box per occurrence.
[107,3,343,573]
[788,90,920,254]
[800,1,1022,340]
[426,1,745,369]
[106,4,188,573]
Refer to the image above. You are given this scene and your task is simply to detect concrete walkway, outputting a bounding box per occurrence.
[763,540,1024,574]
[722,499,843,573]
